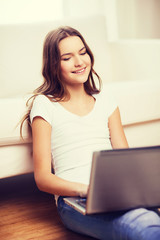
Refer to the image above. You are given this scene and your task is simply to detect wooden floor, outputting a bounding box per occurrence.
[0,173,94,240]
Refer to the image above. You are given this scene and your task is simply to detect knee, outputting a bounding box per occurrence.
[136,208,160,226]
[115,208,160,240]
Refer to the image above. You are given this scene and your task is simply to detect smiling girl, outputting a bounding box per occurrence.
[22,26,160,239]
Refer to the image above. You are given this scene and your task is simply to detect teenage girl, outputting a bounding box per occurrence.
[21,26,160,240]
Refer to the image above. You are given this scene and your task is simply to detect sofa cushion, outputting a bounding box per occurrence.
[104,80,160,125]
[0,95,31,146]
[0,143,33,178]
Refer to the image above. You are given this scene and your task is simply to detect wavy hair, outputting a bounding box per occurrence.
[20,26,101,137]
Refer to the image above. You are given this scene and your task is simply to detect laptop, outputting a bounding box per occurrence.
[64,146,160,215]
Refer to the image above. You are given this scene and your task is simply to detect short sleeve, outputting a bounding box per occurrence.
[30,95,53,125]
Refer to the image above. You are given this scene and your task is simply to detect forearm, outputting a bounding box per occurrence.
[34,172,88,197]
[111,131,129,149]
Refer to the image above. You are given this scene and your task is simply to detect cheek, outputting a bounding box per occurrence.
[60,62,69,76]
[85,55,91,68]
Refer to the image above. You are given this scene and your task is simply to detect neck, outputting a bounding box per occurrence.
[64,84,88,102]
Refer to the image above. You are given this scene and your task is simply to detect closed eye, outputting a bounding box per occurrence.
[80,47,87,55]
[80,51,87,55]
[62,57,71,61]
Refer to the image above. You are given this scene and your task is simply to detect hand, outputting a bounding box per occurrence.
[77,183,89,198]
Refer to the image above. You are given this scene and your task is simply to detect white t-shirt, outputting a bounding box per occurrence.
[30,88,117,185]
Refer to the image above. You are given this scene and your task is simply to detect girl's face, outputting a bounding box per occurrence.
[59,36,91,87]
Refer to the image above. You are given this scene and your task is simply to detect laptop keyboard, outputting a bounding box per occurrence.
[76,198,87,208]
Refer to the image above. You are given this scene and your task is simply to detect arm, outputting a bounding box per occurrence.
[108,107,129,149]
[32,116,88,197]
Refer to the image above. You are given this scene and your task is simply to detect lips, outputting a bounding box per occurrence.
[72,67,86,74]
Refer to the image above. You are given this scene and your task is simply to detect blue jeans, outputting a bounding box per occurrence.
[57,196,160,240]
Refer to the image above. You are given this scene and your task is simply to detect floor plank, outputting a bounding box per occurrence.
[0,174,94,240]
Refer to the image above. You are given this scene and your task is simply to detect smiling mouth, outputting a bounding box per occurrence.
[72,67,86,74]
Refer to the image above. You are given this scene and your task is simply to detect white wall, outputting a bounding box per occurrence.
[0,15,110,97]
[0,0,160,91]
[63,0,104,17]
[62,0,160,40]
[1,0,160,39]
[0,0,63,24]
[116,0,160,39]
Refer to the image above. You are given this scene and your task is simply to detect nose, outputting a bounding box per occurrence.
[74,55,83,67]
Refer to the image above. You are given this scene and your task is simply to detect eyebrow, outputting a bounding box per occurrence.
[60,46,86,57]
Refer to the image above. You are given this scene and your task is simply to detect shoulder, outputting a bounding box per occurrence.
[33,94,52,105]
[30,94,54,125]
[94,84,118,117]
[32,94,56,110]
[94,84,116,101]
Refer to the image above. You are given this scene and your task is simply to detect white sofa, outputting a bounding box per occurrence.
[0,15,160,179]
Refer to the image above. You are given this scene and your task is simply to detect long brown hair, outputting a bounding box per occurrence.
[20,26,101,137]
